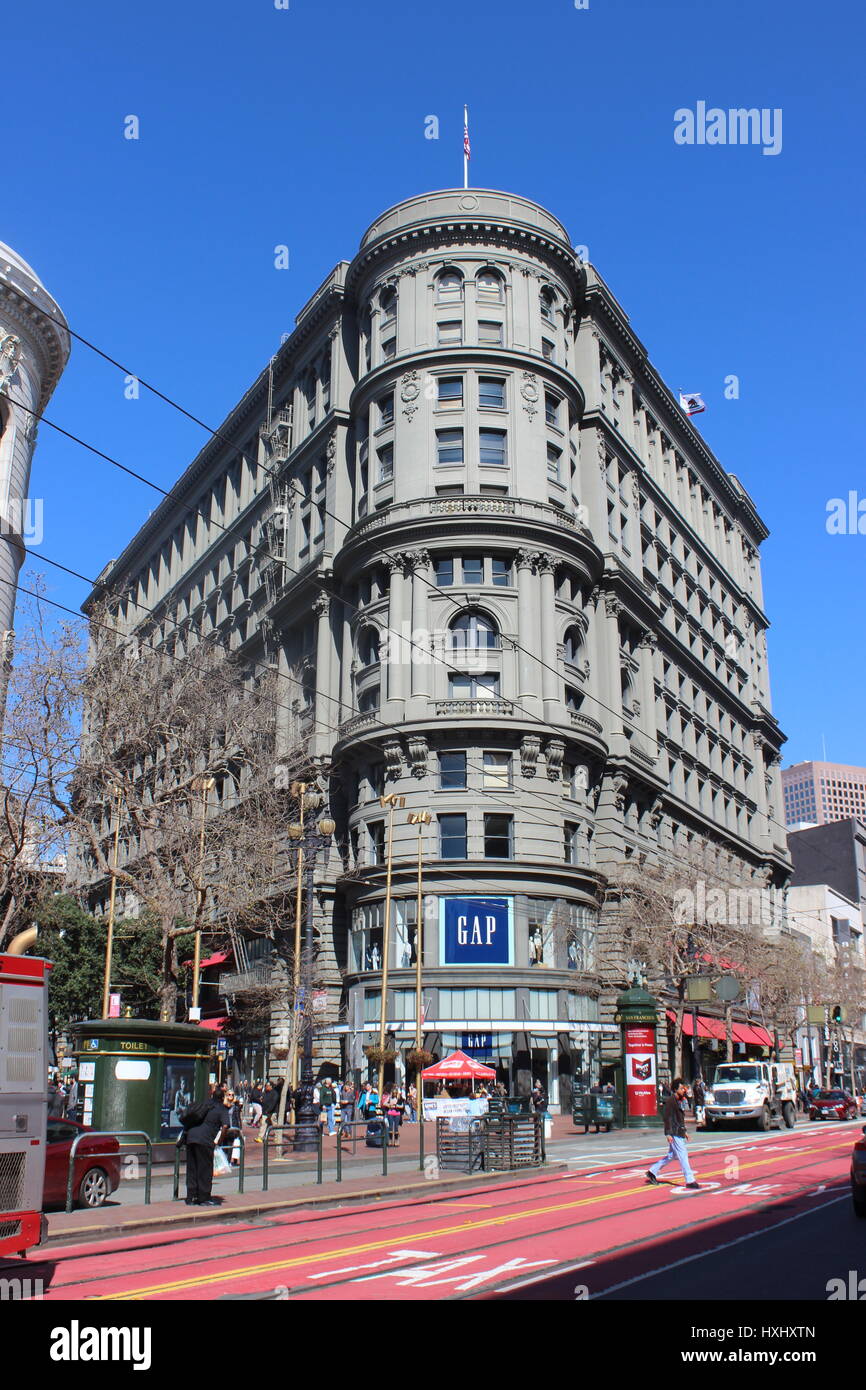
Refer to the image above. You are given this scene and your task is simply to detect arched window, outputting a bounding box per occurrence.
[564,626,584,665]
[540,286,556,323]
[358,628,380,667]
[435,268,464,301]
[380,287,397,326]
[449,611,499,651]
[476,268,504,300]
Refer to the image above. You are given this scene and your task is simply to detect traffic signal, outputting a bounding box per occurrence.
[830,1005,845,1025]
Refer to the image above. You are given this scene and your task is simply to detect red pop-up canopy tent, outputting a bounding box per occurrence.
[421,1049,496,1081]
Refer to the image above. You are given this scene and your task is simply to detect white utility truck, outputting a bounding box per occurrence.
[704,1061,798,1131]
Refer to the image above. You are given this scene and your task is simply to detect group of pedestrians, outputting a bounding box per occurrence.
[47,1071,79,1119]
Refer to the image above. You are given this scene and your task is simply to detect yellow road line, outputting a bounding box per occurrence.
[95,1135,851,1300]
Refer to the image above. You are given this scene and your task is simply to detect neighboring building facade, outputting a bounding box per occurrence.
[786,882,866,1087]
[76,189,790,1108]
[789,817,866,924]
[782,760,866,829]
[0,243,70,710]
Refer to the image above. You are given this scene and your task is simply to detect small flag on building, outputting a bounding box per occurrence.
[463,105,470,188]
[679,392,706,417]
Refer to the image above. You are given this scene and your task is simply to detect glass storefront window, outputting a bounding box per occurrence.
[438,987,516,1020]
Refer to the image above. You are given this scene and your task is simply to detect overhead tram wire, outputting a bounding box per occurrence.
[7,385,668,812]
[0,567,578,842]
[9,309,796,850]
[5,566,840,910]
[10,300,666,757]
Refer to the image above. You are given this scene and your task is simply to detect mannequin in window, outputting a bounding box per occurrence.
[529,928,544,966]
[371,942,381,971]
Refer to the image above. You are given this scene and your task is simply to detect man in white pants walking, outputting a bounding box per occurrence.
[646,1078,701,1189]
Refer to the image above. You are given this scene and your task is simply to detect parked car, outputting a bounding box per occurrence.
[851,1126,866,1218]
[809,1089,859,1122]
[43,1118,121,1209]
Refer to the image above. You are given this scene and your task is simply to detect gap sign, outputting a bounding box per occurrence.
[441,896,512,966]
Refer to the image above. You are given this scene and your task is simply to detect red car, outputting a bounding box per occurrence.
[43,1119,121,1209]
[809,1089,859,1122]
[851,1126,866,1218]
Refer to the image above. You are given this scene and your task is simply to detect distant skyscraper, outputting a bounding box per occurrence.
[0,243,70,710]
[782,760,866,828]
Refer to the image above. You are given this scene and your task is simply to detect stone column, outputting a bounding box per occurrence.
[409,548,431,701]
[599,590,624,742]
[340,608,353,719]
[385,554,408,711]
[538,552,559,719]
[636,631,659,758]
[516,549,541,710]
[313,592,333,740]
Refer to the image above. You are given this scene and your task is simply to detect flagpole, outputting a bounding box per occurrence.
[463,104,469,189]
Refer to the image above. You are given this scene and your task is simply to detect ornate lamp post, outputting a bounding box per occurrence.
[287,786,334,1152]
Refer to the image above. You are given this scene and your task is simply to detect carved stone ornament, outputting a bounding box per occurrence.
[326,431,338,473]
[603,591,621,619]
[520,371,539,419]
[544,737,565,782]
[407,735,428,778]
[382,739,404,781]
[648,796,664,830]
[610,772,629,811]
[0,333,21,395]
[400,371,421,421]
[520,734,542,778]
[313,592,330,618]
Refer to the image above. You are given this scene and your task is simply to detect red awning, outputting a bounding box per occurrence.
[198,1016,228,1031]
[732,1021,773,1047]
[667,1010,772,1047]
[667,1009,726,1040]
[421,1049,496,1080]
[182,949,231,968]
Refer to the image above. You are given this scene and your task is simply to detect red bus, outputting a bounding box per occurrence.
[0,942,51,1258]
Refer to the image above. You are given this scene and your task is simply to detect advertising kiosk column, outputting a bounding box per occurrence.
[615,985,662,1129]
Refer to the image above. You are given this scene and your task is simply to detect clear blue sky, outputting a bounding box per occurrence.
[5,0,865,767]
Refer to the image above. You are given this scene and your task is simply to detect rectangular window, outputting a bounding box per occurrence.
[364,989,382,1023]
[528,989,556,1021]
[439,813,467,859]
[381,337,396,361]
[368,763,385,797]
[483,751,511,790]
[564,821,579,864]
[491,557,511,586]
[478,320,504,346]
[449,672,501,699]
[438,376,463,407]
[438,751,467,790]
[479,429,507,467]
[379,394,394,426]
[461,555,483,584]
[478,377,505,410]
[438,988,516,1021]
[369,820,385,864]
[377,444,394,483]
[484,813,513,858]
[434,556,454,586]
[547,444,561,481]
[545,393,560,427]
[437,321,463,346]
[541,338,555,362]
[437,429,464,466]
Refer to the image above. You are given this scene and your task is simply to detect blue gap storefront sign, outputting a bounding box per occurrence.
[440,896,513,966]
[462,1032,493,1059]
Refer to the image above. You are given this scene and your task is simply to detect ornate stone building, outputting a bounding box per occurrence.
[79,190,790,1106]
[0,243,69,710]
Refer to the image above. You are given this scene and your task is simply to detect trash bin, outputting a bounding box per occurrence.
[506,1095,531,1116]
[365,1118,386,1148]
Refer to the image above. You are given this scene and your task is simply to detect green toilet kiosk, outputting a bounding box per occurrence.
[72,1018,214,1146]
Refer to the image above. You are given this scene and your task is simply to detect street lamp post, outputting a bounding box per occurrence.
[376,793,405,1099]
[100,786,124,1020]
[408,808,431,1170]
[189,776,216,1021]
[287,787,334,1152]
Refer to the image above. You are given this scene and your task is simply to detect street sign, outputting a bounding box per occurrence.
[216,1038,228,1055]
[713,975,740,1002]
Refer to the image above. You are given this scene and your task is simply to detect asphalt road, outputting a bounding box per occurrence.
[11,1118,862,1302]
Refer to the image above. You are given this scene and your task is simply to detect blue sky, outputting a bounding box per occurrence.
[5,0,864,767]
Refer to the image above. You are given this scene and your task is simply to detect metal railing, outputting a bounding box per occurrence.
[65,1131,152,1214]
[335,1116,391,1182]
[260,1123,324,1190]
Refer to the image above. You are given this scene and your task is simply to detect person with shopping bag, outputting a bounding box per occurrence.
[181,1085,230,1206]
